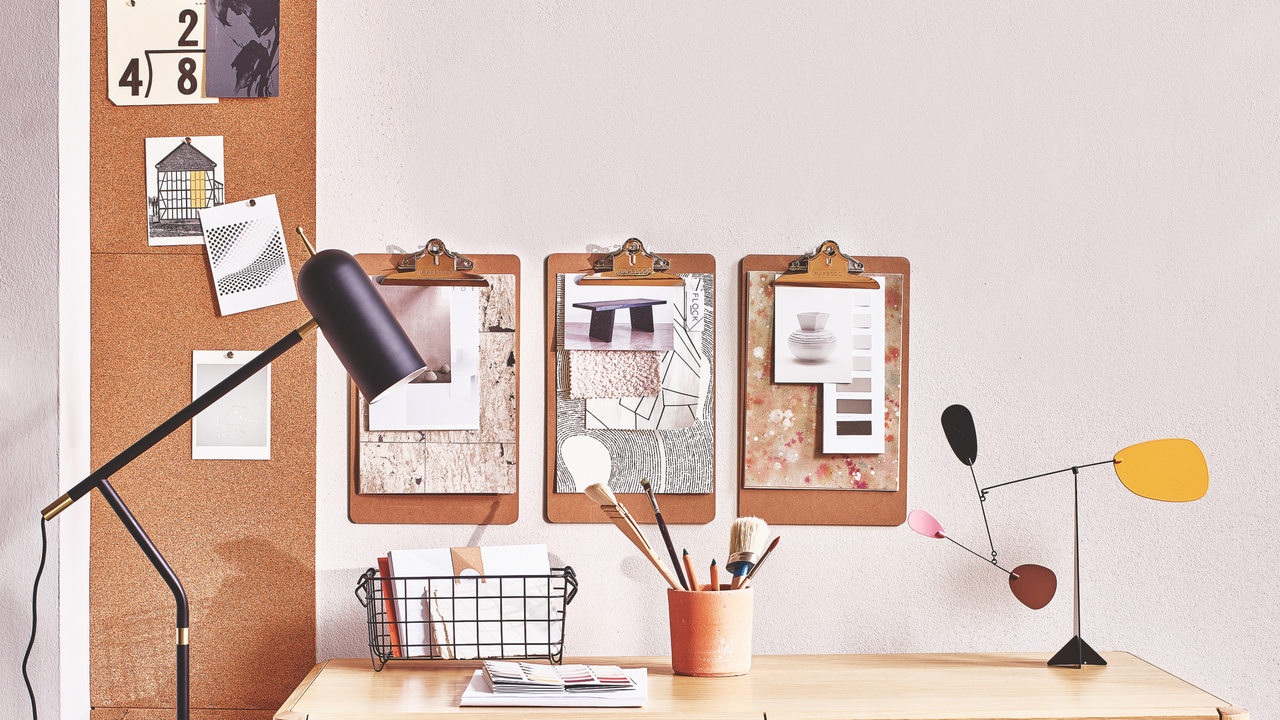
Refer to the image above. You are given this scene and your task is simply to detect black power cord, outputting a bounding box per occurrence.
[23,518,47,720]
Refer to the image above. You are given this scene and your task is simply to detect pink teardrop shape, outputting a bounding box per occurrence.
[1009,564,1057,610]
[907,509,946,539]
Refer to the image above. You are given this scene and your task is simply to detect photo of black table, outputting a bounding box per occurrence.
[571,299,668,342]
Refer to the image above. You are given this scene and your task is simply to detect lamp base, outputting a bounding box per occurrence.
[1048,635,1107,667]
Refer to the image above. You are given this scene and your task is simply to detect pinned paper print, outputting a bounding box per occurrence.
[191,350,270,460]
[198,194,297,316]
[147,136,225,246]
[108,0,219,106]
[205,0,280,97]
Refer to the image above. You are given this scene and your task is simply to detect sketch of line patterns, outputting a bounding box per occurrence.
[554,273,715,494]
[583,275,709,430]
[205,219,289,295]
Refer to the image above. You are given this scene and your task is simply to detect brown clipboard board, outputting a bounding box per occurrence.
[545,251,716,524]
[348,252,520,524]
[738,253,910,526]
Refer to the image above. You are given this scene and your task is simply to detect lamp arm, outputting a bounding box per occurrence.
[42,319,317,519]
[979,458,1116,496]
[38,318,316,720]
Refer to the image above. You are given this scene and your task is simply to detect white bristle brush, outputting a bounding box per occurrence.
[726,516,768,590]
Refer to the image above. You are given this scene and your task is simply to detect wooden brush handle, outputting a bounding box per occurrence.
[585,483,682,589]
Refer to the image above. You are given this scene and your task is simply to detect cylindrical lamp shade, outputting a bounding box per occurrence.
[297,249,427,402]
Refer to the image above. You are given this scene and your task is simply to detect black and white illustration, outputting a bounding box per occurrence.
[204,0,280,97]
[191,350,270,460]
[554,273,715,494]
[584,278,711,430]
[562,275,675,351]
[772,285,854,384]
[146,136,225,245]
[197,194,298,316]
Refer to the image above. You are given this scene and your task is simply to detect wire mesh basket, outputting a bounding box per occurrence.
[355,566,577,670]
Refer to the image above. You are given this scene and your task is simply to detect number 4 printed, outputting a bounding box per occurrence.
[107,0,218,106]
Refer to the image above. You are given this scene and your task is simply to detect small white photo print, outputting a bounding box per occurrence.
[192,350,271,460]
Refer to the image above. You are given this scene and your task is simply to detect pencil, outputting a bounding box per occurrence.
[709,559,720,592]
[683,550,700,591]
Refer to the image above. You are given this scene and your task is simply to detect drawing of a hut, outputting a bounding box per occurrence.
[150,139,224,235]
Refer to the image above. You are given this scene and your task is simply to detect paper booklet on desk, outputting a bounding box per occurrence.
[462,667,647,708]
[385,544,551,659]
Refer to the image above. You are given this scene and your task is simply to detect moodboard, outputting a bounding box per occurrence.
[347,252,521,525]
[544,248,717,524]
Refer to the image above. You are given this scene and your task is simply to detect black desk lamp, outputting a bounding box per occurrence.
[39,233,426,720]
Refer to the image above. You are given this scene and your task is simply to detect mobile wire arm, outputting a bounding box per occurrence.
[979,458,1118,668]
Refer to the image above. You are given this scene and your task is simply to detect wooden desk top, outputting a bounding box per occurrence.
[276,653,1243,720]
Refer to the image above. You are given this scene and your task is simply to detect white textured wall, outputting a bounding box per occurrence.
[0,0,61,717]
[318,3,1279,716]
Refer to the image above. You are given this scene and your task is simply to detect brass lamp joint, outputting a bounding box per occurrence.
[41,493,74,521]
[177,627,189,646]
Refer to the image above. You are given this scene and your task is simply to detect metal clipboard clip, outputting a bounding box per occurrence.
[773,240,880,289]
[381,239,489,287]
[577,238,685,286]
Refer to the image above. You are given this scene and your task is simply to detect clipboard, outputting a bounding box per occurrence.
[739,248,910,526]
[546,242,716,524]
[348,245,520,524]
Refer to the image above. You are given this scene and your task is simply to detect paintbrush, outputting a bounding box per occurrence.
[584,482,682,589]
[726,516,768,590]
[742,535,780,587]
[640,477,687,590]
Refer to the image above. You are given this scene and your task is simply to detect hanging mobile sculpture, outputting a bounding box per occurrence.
[914,404,1209,668]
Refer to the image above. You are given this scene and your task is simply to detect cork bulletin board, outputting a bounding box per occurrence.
[88,1,319,717]
[347,253,521,525]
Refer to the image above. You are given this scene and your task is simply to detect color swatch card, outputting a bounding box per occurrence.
[822,282,886,453]
[108,0,219,105]
[198,195,297,316]
[204,0,280,97]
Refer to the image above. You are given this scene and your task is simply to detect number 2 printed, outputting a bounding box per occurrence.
[108,1,215,106]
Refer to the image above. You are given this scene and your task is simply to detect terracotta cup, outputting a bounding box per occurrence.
[667,586,754,677]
